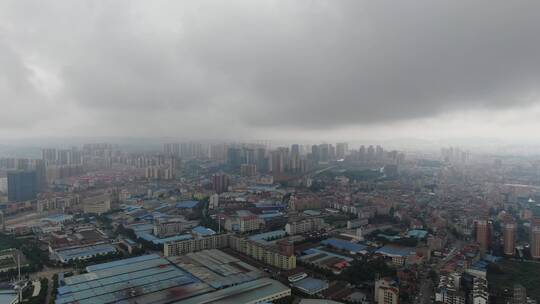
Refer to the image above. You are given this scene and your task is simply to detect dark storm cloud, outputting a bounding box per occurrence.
[1,0,540,136]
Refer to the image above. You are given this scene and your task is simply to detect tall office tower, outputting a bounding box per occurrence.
[7,170,37,202]
[503,216,516,256]
[531,218,540,259]
[475,219,491,254]
[212,173,230,194]
[336,142,348,159]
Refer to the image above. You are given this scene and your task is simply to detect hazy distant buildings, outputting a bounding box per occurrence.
[336,142,348,159]
[240,164,257,176]
[7,170,37,202]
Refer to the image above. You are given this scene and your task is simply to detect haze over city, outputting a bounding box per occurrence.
[3,1,540,304]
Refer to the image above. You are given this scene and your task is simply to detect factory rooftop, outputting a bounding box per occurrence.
[168,249,263,289]
[55,244,117,263]
[321,238,368,254]
[173,277,291,304]
[55,254,214,304]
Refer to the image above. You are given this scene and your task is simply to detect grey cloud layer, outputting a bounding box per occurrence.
[1,0,540,136]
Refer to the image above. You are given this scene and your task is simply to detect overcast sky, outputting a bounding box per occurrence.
[1,0,540,143]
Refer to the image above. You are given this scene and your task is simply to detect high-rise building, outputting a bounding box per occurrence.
[475,219,491,254]
[374,278,399,304]
[212,173,230,194]
[7,170,37,202]
[240,164,257,176]
[270,150,285,174]
[42,148,57,164]
[227,147,243,169]
[472,277,489,304]
[531,218,540,259]
[503,217,516,256]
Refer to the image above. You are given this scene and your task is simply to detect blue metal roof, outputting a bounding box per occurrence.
[192,226,216,236]
[176,200,200,208]
[406,229,428,239]
[56,244,117,262]
[375,245,416,257]
[321,238,367,253]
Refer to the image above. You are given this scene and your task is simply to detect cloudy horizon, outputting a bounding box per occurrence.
[2,1,540,143]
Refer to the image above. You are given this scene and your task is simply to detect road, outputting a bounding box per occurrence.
[31,265,73,304]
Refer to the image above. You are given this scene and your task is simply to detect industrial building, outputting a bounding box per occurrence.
[168,249,264,289]
[55,254,214,304]
[55,252,290,304]
[173,277,291,304]
[163,233,230,256]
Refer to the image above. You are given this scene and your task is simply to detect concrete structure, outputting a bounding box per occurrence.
[209,193,219,209]
[164,233,230,256]
[82,193,111,215]
[374,278,399,304]
[224,211,264,233]
[436,273,466,304]
[285,218,325,235]
[475,219,491,254]
[229,234,296,270]
[153,218,198,237]
[472,277,489,304]
[7,170,37,202]
[503,217,516,256]
[168,249,264,289]
[53,244,117,264]
[512,284,527,304]
[212,173,230,194]
[174,277,291,304]
[292,277,328,295]
[55,254,214,304]
[531,218,540,259]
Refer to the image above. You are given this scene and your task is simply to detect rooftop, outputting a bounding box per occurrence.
[56,244,117,262]
[173,277,290,304]
[176,200,200,209]
[56,254,213,304]
[321,238,368,253]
